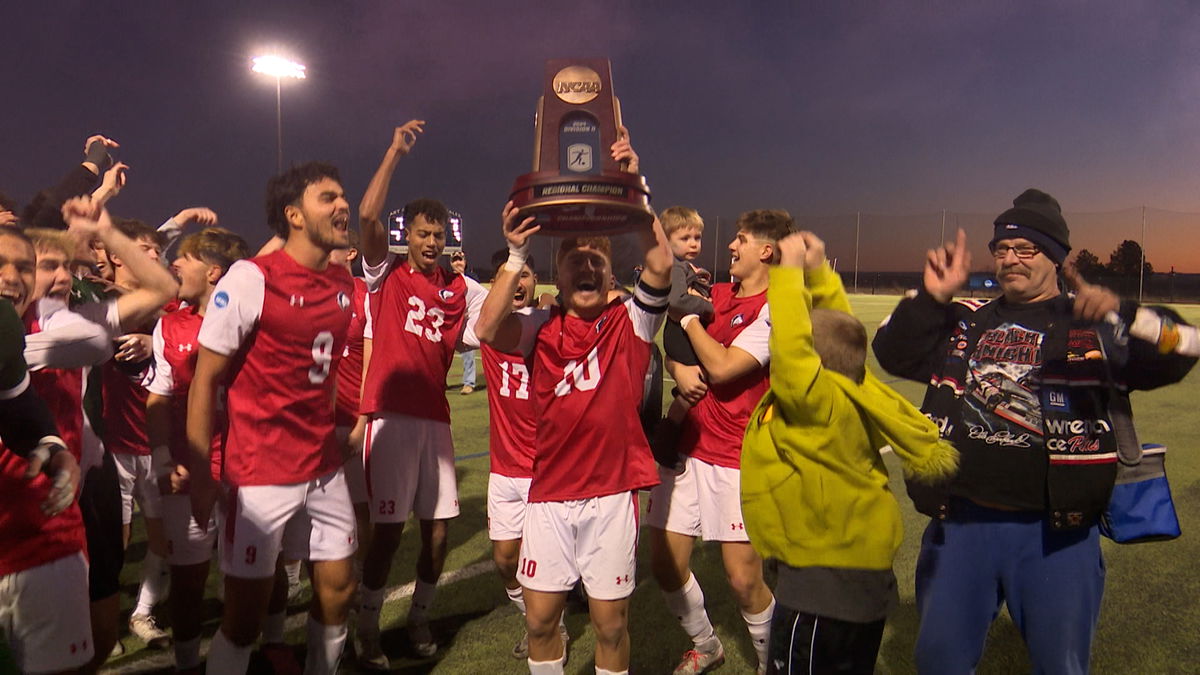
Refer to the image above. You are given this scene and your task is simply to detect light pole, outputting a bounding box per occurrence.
[251,54,306,173]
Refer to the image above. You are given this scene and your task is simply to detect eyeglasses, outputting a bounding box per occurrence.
[990,244,1041,260]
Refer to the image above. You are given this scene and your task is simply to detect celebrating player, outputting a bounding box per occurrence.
[187,163,357,675]
[353,120,485,666]
[647,209,790,674]
[145,227,250,673]
[475,128,672,675]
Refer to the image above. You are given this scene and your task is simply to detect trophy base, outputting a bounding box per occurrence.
[509,171,653,236]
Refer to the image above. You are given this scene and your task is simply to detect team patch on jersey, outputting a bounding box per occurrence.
[213,291,229,308]
[438,289,455,301]
[730,313,746,328]
[337,291,350,311]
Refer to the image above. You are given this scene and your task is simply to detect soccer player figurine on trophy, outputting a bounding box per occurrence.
[508,58,654,235]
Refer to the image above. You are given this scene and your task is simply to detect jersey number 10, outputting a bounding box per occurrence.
[554,347,601,397]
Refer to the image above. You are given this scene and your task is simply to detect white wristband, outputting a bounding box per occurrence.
[680,314,701,331]
[504,244,528,273]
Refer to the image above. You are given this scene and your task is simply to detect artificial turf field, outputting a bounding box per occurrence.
[103,292,1200,674]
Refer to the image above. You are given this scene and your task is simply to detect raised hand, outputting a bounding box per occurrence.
[776,232,808,269]
[798,231,827,269]
[83,135,120,154]
[391,119,426,156]
[61,195,108,241]
[1063,260,1119,322]
[923,228,972,304]
[0,210,17,228]
[611,125,639,174]
[99,162,129,197]
[502,200,541,253]
[173,207,219,228]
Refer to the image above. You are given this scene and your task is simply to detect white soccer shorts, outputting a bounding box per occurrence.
[219,467,357,578]
[0,552,93,672]
[114,452,162,523]
[646,456,750,542]
[487,473,532,541]
[518,491,640,601]
[160,493,217,566]
[364,412,459,523]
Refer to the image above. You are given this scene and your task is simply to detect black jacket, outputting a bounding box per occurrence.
[873,289,1196,529]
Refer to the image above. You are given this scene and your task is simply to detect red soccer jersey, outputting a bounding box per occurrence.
[0,305,88,576]
[335,278,368,427]
[102,358,152,456]
[528,283,668,502]
[679,283,771,469]
[361,257,485,423]
[482,308,549,478]
[149,305,225,480]
[198,250,353,487]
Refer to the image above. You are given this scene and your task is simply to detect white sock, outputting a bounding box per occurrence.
[359,585,385,634]
[134,551,168,616]
[595,669,628,675]
[506,584,527,615]
[286,560,302,586]
[302,616,347,675]
[174,636,201,670]
[742,596,775,669]
[409,578,436,623]
[206,628,252,674]
[263,609,287,644]
[527,653,565,675]
[663,573,716,650]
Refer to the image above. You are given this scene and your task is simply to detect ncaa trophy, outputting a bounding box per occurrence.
[508,58,653,235]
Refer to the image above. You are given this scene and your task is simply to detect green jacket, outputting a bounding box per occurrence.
[740,264,958,570]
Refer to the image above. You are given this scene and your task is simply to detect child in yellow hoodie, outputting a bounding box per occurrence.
[740,231,959,674]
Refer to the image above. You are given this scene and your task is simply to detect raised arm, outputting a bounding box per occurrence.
[475,202,540,353]
[611,127,671,290]
[61,196,179,332]
[359,120,425,266]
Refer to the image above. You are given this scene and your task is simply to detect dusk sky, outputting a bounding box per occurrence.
[5,2,1200,273]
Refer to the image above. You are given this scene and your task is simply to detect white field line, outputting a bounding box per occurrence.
[101,560,497,674]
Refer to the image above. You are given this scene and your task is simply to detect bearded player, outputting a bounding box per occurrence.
[187,163,357,674]
[476,130,671,675]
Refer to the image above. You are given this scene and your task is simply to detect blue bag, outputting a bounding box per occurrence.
[1099,444,1181,544]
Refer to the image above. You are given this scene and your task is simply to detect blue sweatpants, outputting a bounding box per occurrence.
[914,501,1105,675]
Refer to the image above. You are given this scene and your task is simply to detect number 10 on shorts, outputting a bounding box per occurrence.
[520,557,537,578]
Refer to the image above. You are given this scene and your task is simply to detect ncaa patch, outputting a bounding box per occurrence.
[337,291,350,311]
[438,289,455,301]
[730,313,746,328]
[213,291,229,308]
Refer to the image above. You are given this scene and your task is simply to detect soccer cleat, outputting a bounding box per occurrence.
[109,639,125,659]
[408,620,437,657]
[511,630,529,659]
[129,613,172,649]
[672,641,726,675]
[353,628,390,671]
[460,384,475,396]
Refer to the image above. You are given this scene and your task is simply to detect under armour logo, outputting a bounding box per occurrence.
[177,343,193,353]
[730,522,745,531]
[290,295,305,307]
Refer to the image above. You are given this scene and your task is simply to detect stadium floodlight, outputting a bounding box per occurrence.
[251,55,307,79]
[251,54,307,172]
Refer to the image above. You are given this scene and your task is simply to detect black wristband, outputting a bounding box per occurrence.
[84,140,113,172]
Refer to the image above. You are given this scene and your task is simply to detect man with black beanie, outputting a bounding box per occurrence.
[872,188,1197,674]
